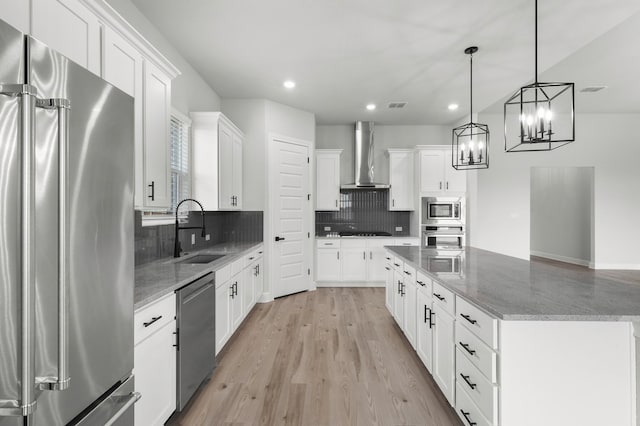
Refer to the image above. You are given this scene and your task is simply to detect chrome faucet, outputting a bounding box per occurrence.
[174,198,206,258]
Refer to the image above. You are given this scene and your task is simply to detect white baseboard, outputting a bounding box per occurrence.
[590,263,640,270]
[257,292,274,303]
[316,281,385,288]
[530,250,591,268]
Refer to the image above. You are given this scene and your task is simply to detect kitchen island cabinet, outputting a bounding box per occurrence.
[386,245,640,426]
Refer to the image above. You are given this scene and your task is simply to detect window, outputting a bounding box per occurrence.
[170,110,191,213]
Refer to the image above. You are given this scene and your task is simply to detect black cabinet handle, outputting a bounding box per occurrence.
[429,309,435,328]
[385,257,391,260]
[143,315,162,327]
[400,283,405,296]
[416,280,425,286]
[394,263,400,267]
[385,266,390,270]
[397,281,402,294]
[147,181,155,201]
[460,373,477,390]
[459,341,476,355]
[461,313,477,325]
[275,236,286,241]
[404,271,410,275]
[424,305,429,323]
[433,293,445,301]
[249,257,254,260]
[459,410,477,426]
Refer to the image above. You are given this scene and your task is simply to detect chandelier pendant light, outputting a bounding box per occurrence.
[452,46,489,170]
[504,0,575,152]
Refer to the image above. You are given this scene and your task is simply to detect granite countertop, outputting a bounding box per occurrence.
[134,241,263,310]
[387,246,640,321]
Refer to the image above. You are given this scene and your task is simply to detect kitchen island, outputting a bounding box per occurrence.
[386,246,639,426]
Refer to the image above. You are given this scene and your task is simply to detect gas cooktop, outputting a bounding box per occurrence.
[338,231,393,237]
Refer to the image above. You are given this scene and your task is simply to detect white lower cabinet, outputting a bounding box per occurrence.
[134,293,176,426]
[341,245,368,281]
[215,247,263,355]
[384,260,394,311]
[393,270,405,328]
[416,287,434,372]
[432,303,455,406]
[316,246,341,281]
[403,276,417,349]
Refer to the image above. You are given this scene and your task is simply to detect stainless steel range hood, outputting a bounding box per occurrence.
[341,121,390,189]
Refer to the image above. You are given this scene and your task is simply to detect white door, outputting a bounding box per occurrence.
[389,151,414,210]
[444,148,467,193]
[272,139,311,298]
[315,153,340,210]
[420,150,445,193]
[316,248,340,281]
[385,262,394,311]
[341,247,368,281]
[368,241,390,281]
[215,282,231,355]
[403,278,418,349]
[393,271,405,328]
[232,134,243,209]
[416,291,434,372]
[218,123,234,209]
[433,304,455,405]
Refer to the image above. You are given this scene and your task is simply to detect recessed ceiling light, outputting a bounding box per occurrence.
[366,103,376,111]
[448,104,459,111]
[283,80,296,89]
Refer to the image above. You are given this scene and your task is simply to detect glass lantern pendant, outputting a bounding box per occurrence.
[452,46,489,170]
[504,0,575,152]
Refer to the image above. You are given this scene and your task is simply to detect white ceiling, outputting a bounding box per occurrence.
[131,0,640,125]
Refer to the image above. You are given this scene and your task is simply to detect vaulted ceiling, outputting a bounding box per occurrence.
[131,0,640,124]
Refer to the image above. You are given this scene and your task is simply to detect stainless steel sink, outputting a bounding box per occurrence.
[177,254,225,264]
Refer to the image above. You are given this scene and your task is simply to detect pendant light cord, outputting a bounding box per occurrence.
[534,0,538,83]
[470,51,473,123]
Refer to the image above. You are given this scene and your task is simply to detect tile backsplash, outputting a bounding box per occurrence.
[135,210,263,266]
[315,189,410,236]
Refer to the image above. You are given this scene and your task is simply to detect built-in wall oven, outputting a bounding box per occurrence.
[423,226,465,250]
[425,250,464,275]
[421,197,464,226]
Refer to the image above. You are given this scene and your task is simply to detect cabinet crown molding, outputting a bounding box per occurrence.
[83,0,181,79]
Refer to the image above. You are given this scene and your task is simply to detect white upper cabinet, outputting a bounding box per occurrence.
[31,0,101,75]
[191,112,244,211]
[0,0,30,33]
[142,61,172,209]
[418,146,466,195]
[315,149,342,211]
[387,149,415,211]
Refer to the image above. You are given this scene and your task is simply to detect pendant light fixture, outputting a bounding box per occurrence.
[504,0,575,152]
[452,46,489,170]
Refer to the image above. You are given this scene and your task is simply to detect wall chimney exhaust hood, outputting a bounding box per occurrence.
[341,121,390,189]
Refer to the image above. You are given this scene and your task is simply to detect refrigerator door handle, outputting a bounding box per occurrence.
[0,84,39,417]
[35,98,72,392]
[103,392,141,426]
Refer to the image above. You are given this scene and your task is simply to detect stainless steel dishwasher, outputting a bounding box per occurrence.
[176,272,216,411]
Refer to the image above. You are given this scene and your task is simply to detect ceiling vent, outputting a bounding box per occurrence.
[388,102,407,109]
[580,86,607,93]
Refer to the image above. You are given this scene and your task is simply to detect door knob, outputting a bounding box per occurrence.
[275,236,286,241]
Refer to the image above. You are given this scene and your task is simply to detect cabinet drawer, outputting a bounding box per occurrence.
[384,252,394,263]
[456,323,498,383]
[432,281,455,315]
[455,382,493,426]
[392,256,403,271]
[402,263,416,280]
[134,293,176,345]
[367,239,391,248]
[230,258,243,277]
[341,239,367,248]
[395,237,420,246]
[456,348,499,423]
[216,264,231,286]
[244,250,259,267]
[316,239,340,248]
[416,271,432,290]
[456,296,498,350]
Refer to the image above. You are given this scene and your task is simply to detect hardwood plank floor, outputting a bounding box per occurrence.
[168,288,461,426]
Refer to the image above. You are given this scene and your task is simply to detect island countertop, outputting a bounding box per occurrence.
[387,246,640,321]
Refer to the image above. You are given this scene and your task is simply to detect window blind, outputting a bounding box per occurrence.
[170,113,191,213]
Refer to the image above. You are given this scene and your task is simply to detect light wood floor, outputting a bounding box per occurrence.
[168,288,461,426]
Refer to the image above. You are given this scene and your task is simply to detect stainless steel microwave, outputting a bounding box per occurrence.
[421,197,465,225]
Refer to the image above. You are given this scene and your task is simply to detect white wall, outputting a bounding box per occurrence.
[316,124,449,185]
[471,112,640,268]
[530,167,593,266]
[105,0,221,114]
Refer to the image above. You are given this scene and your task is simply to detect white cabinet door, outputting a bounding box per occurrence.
[254,258,264,302]
[403,278,418,349]
[218,122,234,210]
[420,150,445,193]
[444,148,467,193]
[316,248,341,281]
[416,290,434,372]
[385,262,394,312]
[393,271,404,328]
[143,60,171,209]
[242,263,256,316]
[231,133,243,209]
[388,150,414,210]
[368,246,388,281]
[215,282,231,355]
[230,274,243,329]
[316,151,341,211]
[134,321,176,426]
[433,303,455,406]
[341,247,368,281]
[0,0,29,33]
[32,0,101,75]
[102,27,146,209]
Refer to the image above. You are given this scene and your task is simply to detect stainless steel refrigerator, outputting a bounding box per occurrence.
[0,18,136,426]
